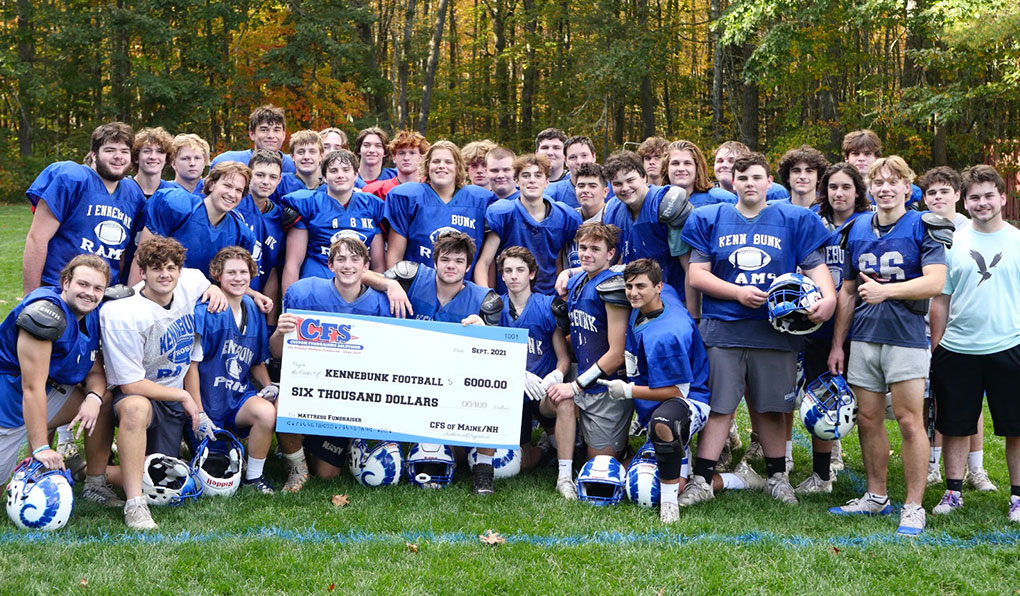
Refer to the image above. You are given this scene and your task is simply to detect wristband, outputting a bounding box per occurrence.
[575,363,607,390]
[32,445,50,456]
[86,391,103,406]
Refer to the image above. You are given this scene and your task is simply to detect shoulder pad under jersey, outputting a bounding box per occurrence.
[480,292,503,326]
[551,297,569,333]
[103,284,135,301]
[281,205,301,230]
[921,212,954,249]
[383,260,420,292]
[838,215,862,251]
[596,268,629,307]
[657,186,693,230]
[16,300,67,342]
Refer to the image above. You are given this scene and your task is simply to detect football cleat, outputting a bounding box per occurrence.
[800,372,857,441]
[5,458,74,531]
[471,463,494,496]
[766,472,798,504]
[556,476,577,500]
[829,493,892,516]
[732,461,766,491]
[124,499,158,531]
[660,501,680,524]
[677,474,714,506]
[766,273,823,335]
[964,468,997,492]
[576,455,626,506]
[897,504,926,536]
[794,472,833,495]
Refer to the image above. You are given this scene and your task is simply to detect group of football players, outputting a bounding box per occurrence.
[2,104,1018,538]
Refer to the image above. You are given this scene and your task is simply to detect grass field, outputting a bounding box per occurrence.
[0,203,1018,595]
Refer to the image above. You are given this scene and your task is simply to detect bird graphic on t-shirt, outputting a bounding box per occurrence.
[970,250,1001,286]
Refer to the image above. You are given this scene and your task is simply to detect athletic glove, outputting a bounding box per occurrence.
[257,383,280,403]
[524,372,544,401]
[595,379,634,401]
[197,412,219,441]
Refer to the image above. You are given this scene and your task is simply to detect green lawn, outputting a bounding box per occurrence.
[1,203,1018,595]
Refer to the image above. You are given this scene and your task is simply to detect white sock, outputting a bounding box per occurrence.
[785,440,793,459]
[661,482,679,504]
[557,459,572,479]
[930,446,942,466]
[246,457,266,480]
[282,449,305,464]
[475,453,493,466]
[967,450,984,471]
[57,425,73,445]
[720,473,746,490]
[126,496,145,509]
[866,492,889,503]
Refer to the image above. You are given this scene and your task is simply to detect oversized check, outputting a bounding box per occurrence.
[276,310,528,449]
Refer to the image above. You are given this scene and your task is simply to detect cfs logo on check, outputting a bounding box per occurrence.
[289,318,365,351]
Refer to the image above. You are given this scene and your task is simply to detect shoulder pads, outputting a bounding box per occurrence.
[596,272,629,307]
[657,186,693,230]
[281,205,301,230]
[921,212,954,249]
[103,284,135,301]
[16,300,68,341]
[551,297,569,333]
[480,292,503,326]
[383,260,420,292]
[838,216,861,251]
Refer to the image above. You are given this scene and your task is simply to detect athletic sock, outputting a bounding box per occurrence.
[785,440,793,460]
[693,457,716,480]
[246,457,266,480]
[967,449,984,472]
[765,456,786,478]
[557,459,572,480]
[1011,485,1020,498]
[126,496,145,509]
[661,482,679,504]
[946,478,963,492]
[720,473,746,490]
[475,453,493,466]
[865,492,889,504]
[282,449,306,464]
[812,451,831,481]
[930,446,942,467]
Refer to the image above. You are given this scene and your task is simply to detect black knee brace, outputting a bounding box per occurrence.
[651,416,689,481]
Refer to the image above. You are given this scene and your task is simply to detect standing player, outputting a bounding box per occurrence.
[682,153,835,507]
[211,105,295,175]
[929,165,1020,522]
[353,127,396,188]
[320,128,349,154]
[131,127,174,198]
[274,130,325,197]
[665,140,737,208]
[234,150,290,295]
[560,162,612,271]
[473,154,581,295]
[462,140,496,189]
[363,130,430,200]
[169,134,210,195]
[827,156,948,535]
[841,129,922,209]
[24,122,146,294]
[485,147,519,201]
[547,135,599,208]
[637,137,668,187]
[777,146,828,208]
[536,128,568,183]
[384,141,496,275]
[712,141,790,202]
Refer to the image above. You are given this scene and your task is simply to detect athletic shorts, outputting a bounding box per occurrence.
[0,383,74,483]
[112,389,187,458]
[304,436,349,468]
[706,347,798,414]
[931,344,1020,437]
[803,336,850,385]
[847,341,929,394]
[575,392,633,452]
[520,398,555,445]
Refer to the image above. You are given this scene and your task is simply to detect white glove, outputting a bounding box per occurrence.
[596,379,634,400]
[524,372,544,401]
[539,370,564,395]
[257,383,280,403]
[197,412,219,441]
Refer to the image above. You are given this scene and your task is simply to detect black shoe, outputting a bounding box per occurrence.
[472,463,494,496]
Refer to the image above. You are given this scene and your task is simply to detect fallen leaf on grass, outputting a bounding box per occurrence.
[328,582,335,591]
[830,546,840,554]
[479,529,506,545]
[406,542,419,553]
[79,578,88,588]
[658,589,665,596]
[331,494,350,507]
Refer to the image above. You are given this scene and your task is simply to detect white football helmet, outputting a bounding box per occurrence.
[191,429,244,497]
[576,455,627,505]
[348,439,403,487]
[5,458,74,531]
[625,460,661,508]
[800,372,858,440]
[467,448,521,479]
[406,443,457,488]
[142,454,203,506]
[766,273,823,335]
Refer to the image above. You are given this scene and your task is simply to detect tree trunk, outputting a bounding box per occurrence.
[417,0,450,134]
[740,43,759,149]
[448,0,458,136]
[520,0,536,135]
[16,0,33,157]
[710,0,724,143]
[398,0,415,128]
[637,0,655,138]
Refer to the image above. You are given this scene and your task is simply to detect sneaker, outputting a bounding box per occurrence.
[732,461,766,491]
[741,432,763,464]
[59,443,86,482]
[282,458,309,493]
[717,442,732,472]
[629,416,647,438]
[242,476,275,495]
[727,421,743,451]
[795,473,833,495]
[677,474,714,506]
[82,480,125,507]
[556,476,577,501]
[830,440,844,473]
[124,500,158,531]
[829,493,893,516]
[660,501,680,524]
[785,456,795,474]
[964,468,997,492]
[926,465,942,486]
[932,490,963,515]
[1009,496,1020,523]
[897,504,926,536]
[767,472,798,504]
[472,463,494,496]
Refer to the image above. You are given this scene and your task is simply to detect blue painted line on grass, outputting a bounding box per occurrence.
[1,527,1018,549]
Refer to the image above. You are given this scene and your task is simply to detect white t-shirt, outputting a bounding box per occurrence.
[101,268,210,388]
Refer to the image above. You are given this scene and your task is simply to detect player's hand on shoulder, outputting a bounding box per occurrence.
[201,285,229,313]
[385,280,413,319]
[736,285,767,308]
[251,290,274,314]
[554,268,575,298]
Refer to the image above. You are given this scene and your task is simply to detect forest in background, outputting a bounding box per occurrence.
[1,0,1019,203]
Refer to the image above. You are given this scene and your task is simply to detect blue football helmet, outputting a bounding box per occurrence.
[767,273,823,335]
[576,455,626,505]
[801,372,858,440]
[406,443,456,488]
[348,439,403,487]
[467,448,521,479]
[142,454,203,506]
[191,429,245,497]
[5,458,75,531]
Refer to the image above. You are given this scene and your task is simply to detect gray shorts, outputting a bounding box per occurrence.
[575,392,633,452]
[706,347,798,414]
[0,383,74,483]
[848,341,930,394]
[113,389,187,458]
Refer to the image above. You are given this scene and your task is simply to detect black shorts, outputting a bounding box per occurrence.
[930,343,1020,437]
[520,399,554,445]
[112,388,186,458]
[304,436,349,468]
[802,336,850,386]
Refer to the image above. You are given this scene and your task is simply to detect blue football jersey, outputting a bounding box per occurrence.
[809,211,866,340]
[406,266,496,323]
[689,187,737,208]
[682,201,830,321]
[283,277,390,317]
[26,162,146,286]
[384,183,496,276]
[281,189,384,280]
[766,182,790,202]
[233,195,288,291]
[566,267,627,395]
[486,198,581,295]
[354,167,397,189]
[145,187,258,278]
[603,186,687,299]
[547,176,579,209]
[212,149,295,174]
[500,293,559,378]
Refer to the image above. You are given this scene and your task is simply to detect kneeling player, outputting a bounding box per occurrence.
[186,247,278,494]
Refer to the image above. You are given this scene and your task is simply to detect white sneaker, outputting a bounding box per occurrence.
[660,501,680,524]
[830,440,844,473]
[283,458,309,493]
[829,493,892,516]
[897,504,926,536]
[556,477,577,501]
[926,465,942,486]
[795,473,833,495]
[741,432,763,463]
[766,472,798,504]
[124,500,158,531]
[964,468,997,492]
[1009,496,1020,523]
[732,461,765,491]
[932,490,963,515]
[677,474,714,506]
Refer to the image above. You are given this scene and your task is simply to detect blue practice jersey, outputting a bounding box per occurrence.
[281,189,384,280]
[406,266,496,323]
[766,182,790,202]
[233,195,288,291]
[500,293,559,378]
[283,277,390,317]
[627,300,711,426]
[867,184,923,210]
[566,267,627,396]
[26,161,146,286]
[485,198,581,295]
[547,176,578,209]
[689,187,737,208]
[212,149,295,174]
[384,183,496,275]
[842,210,945,348]
[145,187,258,278]
[354,167,398,189]
[682,201,829,321]
[0,288,101,428]
[809,211,866,341]
[193,296,269,426]
[603,186,687,299]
